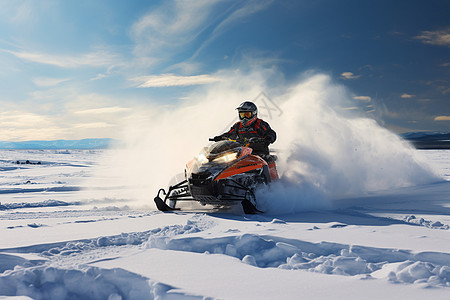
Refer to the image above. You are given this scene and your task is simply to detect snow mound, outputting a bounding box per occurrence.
[143,220,450,288]
[404,215,449,230]
[0,265,197,300]
[0,216,217,299]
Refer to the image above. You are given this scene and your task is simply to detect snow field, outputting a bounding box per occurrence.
[2,213,448,300]
[0,149,449,299]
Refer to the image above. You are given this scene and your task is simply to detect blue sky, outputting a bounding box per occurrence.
[0,0,449,141]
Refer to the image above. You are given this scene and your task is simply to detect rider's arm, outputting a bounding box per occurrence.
[259,121,276,145]
[213,122,239,141]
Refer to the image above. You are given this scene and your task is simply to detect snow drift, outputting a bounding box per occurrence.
[94,70,440,213]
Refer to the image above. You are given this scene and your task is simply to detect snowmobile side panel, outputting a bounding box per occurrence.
[215,155,266,180]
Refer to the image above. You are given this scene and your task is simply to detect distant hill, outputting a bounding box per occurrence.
[0,138,114,149]
[400,132,450,149]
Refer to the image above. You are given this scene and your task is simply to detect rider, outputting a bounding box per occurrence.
[213,101,278,179]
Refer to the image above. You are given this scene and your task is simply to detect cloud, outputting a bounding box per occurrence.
[74,122,115,129]
[3,49,119,68]
[353,96,371,101]
[130,0,273,69]
[0,1,36,23]
[130,1,221,60]
[414,28,450,47]
[90,66,117,81]
[0,111,64,141]
[191,0,274,59]
[74,106,132,115]
[33,77,70,87]
[213,0,273,34]
[400,93,415,99]
[132,1,213,37]
[434,116,450,121]
[340,72,360,80]
[132,74,221,88]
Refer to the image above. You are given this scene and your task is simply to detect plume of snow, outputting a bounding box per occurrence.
[93,69,439,213]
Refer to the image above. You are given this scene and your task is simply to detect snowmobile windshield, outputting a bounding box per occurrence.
[196,140,241,165]
[188,140,242,179]
[206,140,241,161]
[208,140,241,155]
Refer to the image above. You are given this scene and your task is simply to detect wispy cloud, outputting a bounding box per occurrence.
[400,93,415,99]
[3,49,119,68]
[191,0,274,59]
[75,106,132,115]
[434,116,450,121]
[340,72,360,80]
[130,0,273,70]
[90,66,117,81]
[74,122,115,129]
[0,1,36,23]
[132,73,221,88]
[353,96,371,101]
[33,77,70,87]
[0,111,52,128]
[130,1,222,62]
[0,111,64,141]
[414,28,450,47]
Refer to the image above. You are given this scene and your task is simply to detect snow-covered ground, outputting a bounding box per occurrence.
[0,149,449,299]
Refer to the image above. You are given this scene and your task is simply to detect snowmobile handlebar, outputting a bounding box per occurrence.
[210,137,242,143]
[210,136,231,142]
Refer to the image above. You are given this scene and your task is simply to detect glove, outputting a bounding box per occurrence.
[264,136,275,145]
[248,138,266,152]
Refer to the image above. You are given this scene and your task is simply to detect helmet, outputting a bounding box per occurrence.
[236,101,257,126]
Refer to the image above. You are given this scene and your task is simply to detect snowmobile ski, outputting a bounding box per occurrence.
[241,199,262,214]
[154,188,181,211]
[154,196,179,211]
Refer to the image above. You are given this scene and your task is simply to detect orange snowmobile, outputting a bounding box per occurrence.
[154,139,278,214]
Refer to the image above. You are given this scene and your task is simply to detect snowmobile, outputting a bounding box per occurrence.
[154,139,278,214]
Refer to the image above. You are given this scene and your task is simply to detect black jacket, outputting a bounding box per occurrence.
[217,118,276,155]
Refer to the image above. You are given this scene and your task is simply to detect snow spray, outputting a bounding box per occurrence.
[255,73,439,214]
[94,70,439,212]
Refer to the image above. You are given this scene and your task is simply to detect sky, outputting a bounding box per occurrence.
[0,0,449,141]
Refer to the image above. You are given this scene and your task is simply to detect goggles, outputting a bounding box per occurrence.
[239,111,253,119]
